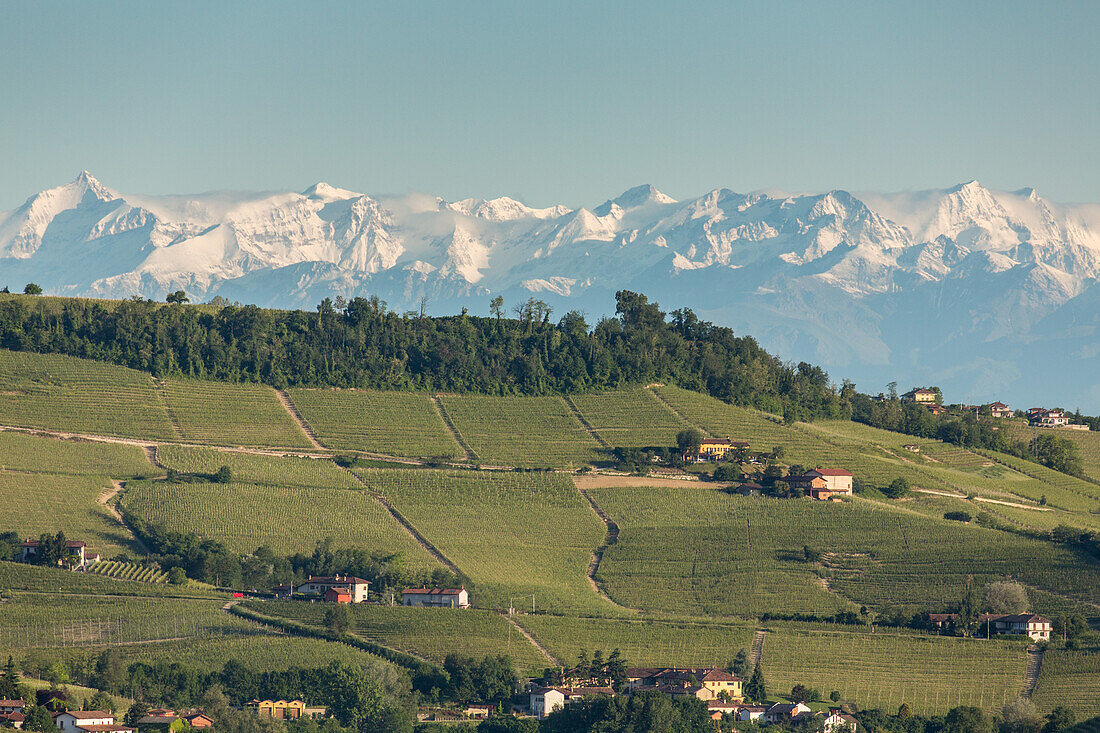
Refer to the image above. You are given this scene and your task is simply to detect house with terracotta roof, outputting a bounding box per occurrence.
[181,713,214,729]
[246,700,326,720]
[993,613,1052,641]
[402,588,470,608]
[323,587,352,604]
[902,388,938,404]
[707,700,739,721]
[295,575,369,603]
[19,539,98,569]
[985,402,1012,419]
[55,712,132,733]
[0,701,25,715]
[823,710,860,733]
[788,469,854,497]
[1028,408,1071,428]
[529,687,613,718]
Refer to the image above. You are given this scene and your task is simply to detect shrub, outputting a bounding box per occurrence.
[944,511,971,522]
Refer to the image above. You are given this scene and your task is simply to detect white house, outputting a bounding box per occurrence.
[529,688,566,719]
[823,711,860,733]
[805,468,854,495]
[401,588,470,608]
[295,575,369,603]
[992,613,1052,642]
[764,702,812,723]
[55,712,132,733]
[738,706,767,722]
[19,539,95,569]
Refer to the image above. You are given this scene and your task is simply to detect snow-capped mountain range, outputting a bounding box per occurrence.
[3,172,1100,411]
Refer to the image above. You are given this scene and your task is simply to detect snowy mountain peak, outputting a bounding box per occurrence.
[594,184,676,216]
[302,182,362,202]
[445,196,570,221]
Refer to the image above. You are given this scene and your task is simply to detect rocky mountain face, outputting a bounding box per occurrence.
[2,173,1099,410]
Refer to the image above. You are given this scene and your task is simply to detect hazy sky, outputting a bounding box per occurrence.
[2,1,1098,209]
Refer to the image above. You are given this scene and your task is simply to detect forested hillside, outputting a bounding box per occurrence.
[0,291,849,420]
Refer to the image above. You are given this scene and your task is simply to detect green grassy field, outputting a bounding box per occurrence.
[0,432,154,478]
[589,486,1100,617]
[1031,646,1100,718]
[353,468,612,614]
[287,388,462,458]
[0,471,138,556]
[119,479,441,568]
[570,389,689,448]
[760,626,1027,715]
[159,378,313,449]
[520,614,755,669]
[0,350,175,439]
[249,601,550,672]
[0,559,219,598]
[436,395,602,467]
[155,445,361,489]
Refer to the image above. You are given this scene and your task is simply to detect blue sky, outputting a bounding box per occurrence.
[1,1,1097,209]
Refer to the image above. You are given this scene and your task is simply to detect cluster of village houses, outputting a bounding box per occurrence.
[0,691,328,732]
[529,667,858,728]
[272,575,471,607]
[899,388,1088,431]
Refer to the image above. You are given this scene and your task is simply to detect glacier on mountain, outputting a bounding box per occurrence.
[2,172,1099,411]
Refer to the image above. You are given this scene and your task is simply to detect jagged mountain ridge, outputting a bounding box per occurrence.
[2,173,1099,410]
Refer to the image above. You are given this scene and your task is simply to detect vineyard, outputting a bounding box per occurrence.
[286,388,462,458]
[155,445,361,489]
[159,378,314,449]
[0,350,175,439]
[435,394,603,467]
[0,558,217,599]
[250,601,550,672]
[1031,646,1100,718]
[520,614,755,669]
[569,389,689,448]
[0,471,137,556]
[589,486,1100,617]
[0,431,154,478]
[87,560,167,583]
[1003,421,1100,485]
[760,626,1027,715]
[353,467,612,613]
[119,479,441,568]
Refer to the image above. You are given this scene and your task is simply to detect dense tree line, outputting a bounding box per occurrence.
[0,291,849,419]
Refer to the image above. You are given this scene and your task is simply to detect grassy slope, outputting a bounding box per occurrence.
[250,601,550,673]
[155,445,361,489]
[354,467,613,614]
[120,478,441,569]
[0,350,175,439]
[287,388,462,458]
[160,377,313,449]
[436,394,602,467]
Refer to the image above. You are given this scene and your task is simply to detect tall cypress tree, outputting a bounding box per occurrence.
[745,662,767,703]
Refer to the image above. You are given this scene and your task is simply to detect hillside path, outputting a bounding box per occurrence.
[563,396,611,449]
[340,467,464,576]
[429,395,478,462]
[748,629,767,667]
[645,387,711,436]
[274,389,326,450]
[98,480,150,554]
[502,614,561,666]
[1021,644,1044,698]
[572,481,633,611]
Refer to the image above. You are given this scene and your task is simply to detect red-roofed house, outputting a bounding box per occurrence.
[295,576,369,603]
[56,712,131,733]
[323,587,352,604]
[19,539,97,569]
[402,588,470,608]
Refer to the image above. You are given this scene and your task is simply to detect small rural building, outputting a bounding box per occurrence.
[0,701,25,715]
[735,482,762,496]
[181,714,214,729]
[464,704,494,719]
[55,712,131,733]
[402,588,470,608]
[902,388,938,404]
[903,444,920,452]
[789,469,853,496]
[1028,409,1070,428]
[823,710,860,733]
[707,700,739,721]
[985,402,1012,419]
[18,539,96,569]
[737,706,767,722]
[691,437,750,462]
[295,575,369,603]
[323,587,352,604]
[529,687,613,718]
[246,700,325,721]
[0,711,24,729]
[764,702,813,723]
[992,613,1052,641]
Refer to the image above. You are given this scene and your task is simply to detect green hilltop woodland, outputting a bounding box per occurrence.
[0,290,846,420]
